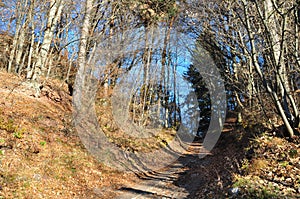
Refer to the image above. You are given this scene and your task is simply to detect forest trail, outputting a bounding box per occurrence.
[112,142,204,199]
[0,72,247,198]
[0,71,299,198]
[110,116,242,199]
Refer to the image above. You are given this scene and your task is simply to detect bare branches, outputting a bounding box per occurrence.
[183,0,300,137]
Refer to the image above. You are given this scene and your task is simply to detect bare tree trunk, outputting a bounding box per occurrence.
[140,26,153,126]
[32,0,64,97]
[160,18,174,128]
[243,0,294,137]
[26,23,36,79]
[66,51,76,82]
[7,0,24,73]
[264,0,299,129]
[75,0,94,97]
[15,0,33,74]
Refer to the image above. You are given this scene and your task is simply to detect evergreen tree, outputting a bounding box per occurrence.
[184,64,211,137]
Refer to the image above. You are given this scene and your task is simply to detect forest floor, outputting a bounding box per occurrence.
[0,71,299,198]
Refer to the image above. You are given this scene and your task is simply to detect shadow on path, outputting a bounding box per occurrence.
[174,126,251,198]
[114,121,251,198]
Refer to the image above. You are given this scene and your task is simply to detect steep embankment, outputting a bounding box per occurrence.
[0,71,138,198]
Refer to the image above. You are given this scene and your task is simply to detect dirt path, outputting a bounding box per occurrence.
[0,72,247,198]
[113,162,189,198]
[108,122,247,199]
[110,143,205,199]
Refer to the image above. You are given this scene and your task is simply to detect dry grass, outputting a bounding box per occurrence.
[0,72,137,198]
[248,159,269,173]
[95,92,178,153]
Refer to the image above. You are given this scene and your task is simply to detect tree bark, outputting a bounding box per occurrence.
[243,0,294,137]
[31,0,64,97]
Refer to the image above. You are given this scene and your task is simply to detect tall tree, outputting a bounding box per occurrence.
[31,0,65,97]
[184,64,211,137]
[184,0,300,137]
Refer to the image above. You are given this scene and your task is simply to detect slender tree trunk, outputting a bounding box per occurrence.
[75,0,94,98]
[243,0,294,137]
[160,18,174,128]
[32,0,64,97]
[8,0,24,73]
[15,0,31,74]
[26,24,36,78]
[264,0,299,128]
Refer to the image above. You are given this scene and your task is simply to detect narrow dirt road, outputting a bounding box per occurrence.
[111,142,208,199]
[110,122,247,199]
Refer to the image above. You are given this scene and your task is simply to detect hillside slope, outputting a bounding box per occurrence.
[0,71,299,199]
[0,71,138,198]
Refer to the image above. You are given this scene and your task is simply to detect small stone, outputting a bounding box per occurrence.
[286,178,292,183]
[229,187,239,195]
